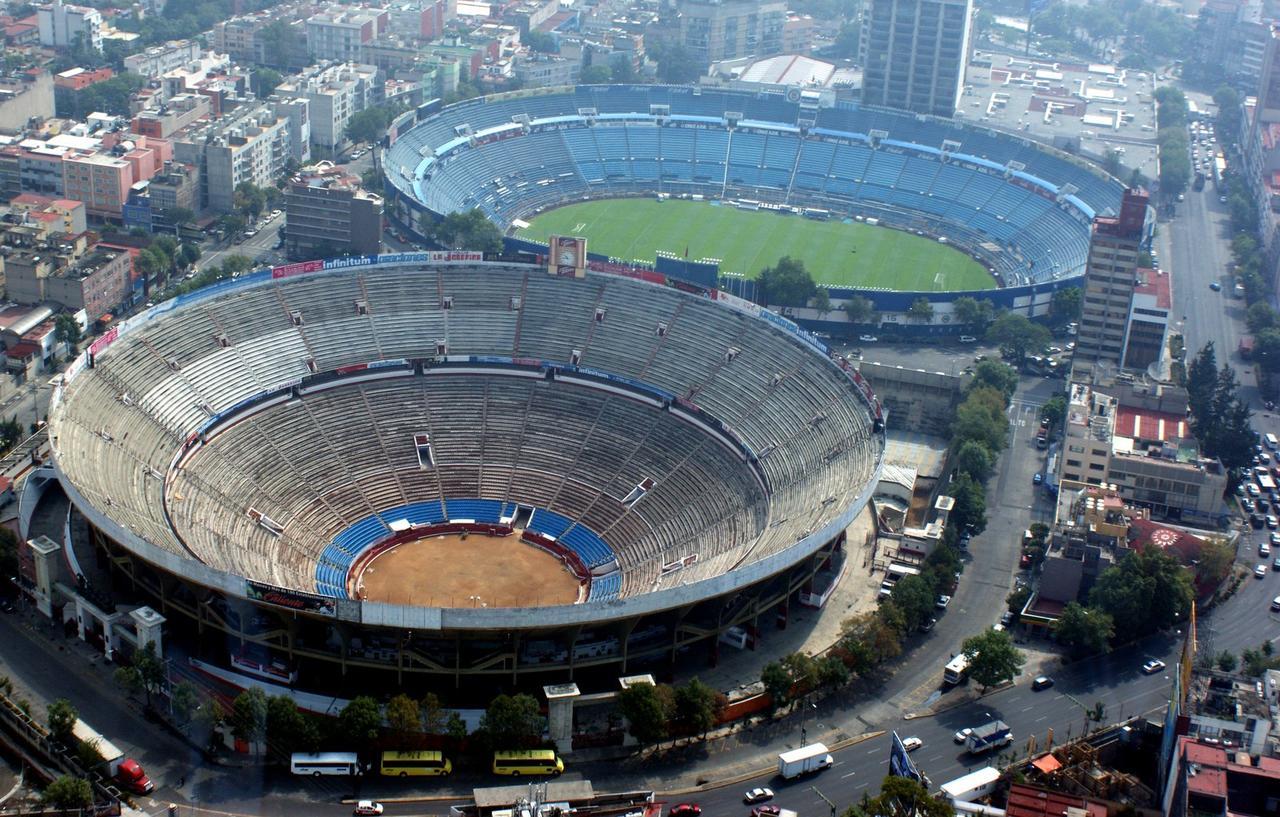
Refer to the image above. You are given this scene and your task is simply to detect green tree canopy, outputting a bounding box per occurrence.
[1049,286,1082,329]
[985,312,1051,366]
[480,693,543,746]
[907,296,934,322]
[949,471,989,535]
[424,209,504,253]
[837,610,902,675]
[968,359,1018,401]
[47,698,77,743]
[1041,393,1067,429]
[617,682,672,744]
[889,574,937,631]
[673,677,722,737]
[346,101,407,144]
[524,30,558,53]
[757,256,817,308]
[385,693,421,738]
[952,295,995,329]
[844,773,955,817]
[580,64,611,83]
[953,439,995,482]
[1196,537,1235,588]
[338,696,384,749]
[844,295,877,325]
[961,629,1025,691]
[266,695,319,757]
[1090,547,1194,637]
[43,776,92,809]
[230,687,269,744]
[1053,601,1115,657]
[54,314,81,356]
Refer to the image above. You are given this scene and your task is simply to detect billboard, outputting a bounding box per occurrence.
[548,235,587,278]
[889,731,924,784]
[246,580,337,618]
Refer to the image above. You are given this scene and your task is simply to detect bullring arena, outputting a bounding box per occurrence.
[41,84,1123,693]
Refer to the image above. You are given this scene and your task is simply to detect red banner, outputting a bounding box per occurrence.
[271,260,323,280]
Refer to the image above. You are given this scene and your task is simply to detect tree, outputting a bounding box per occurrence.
[480,693,542,746]
[832,21,860,58]
[953,440,994,482]
[889,574,936,631]
[424,208,503,254]
[761,660,794,710]
[338,696,383,749]
[1102,149,1123,177]
[649,41,701,84]
[986,311,1051,367]
[0,527,16,588]
[234,182,268,220]
[266,695,319,756]
[54,314,81,357]
[818,654,851,688]
[846,773,956,817]
[386,693,421,739]
[907,296,934,323]
[1248,302,1277,334]
[1090,547,1194,637]
[1196,537,1235,587]
[125,643,166,708]
[961,629,1025,692]
[346,101,408,144]
[43,776,92,809]
[167,206,196,228]
[420,692,448,734]
[844,295,877,325]
[952,295,994,329]
[837,610,902,675]
[1255,328,1280,374]
[1217,650,1239,672]
[47,698,77,743]
[178,243,202,270]
[812,287,831,314]
[524,30,558,53]
[949,471,988,535]
[952,388,1009,453]
[968,359,1018,401]
[1041,393,1067,429]
[757,256,817,308]
[580,64,612,83]
[229,687,269,745]
[1049,287,1082,330]
[1053,601,1114,657]
[1186,343,1218,426]
[171,681,200,724]
[616,682,671,744]
[673,677,721,738]
[251,67,282,98]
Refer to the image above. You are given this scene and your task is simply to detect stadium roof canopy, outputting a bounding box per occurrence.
[732,54,836,87]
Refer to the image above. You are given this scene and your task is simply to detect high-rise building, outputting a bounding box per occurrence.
[1071,188,1150,382]
[677,0,786,66]
[859,0,972,118]
[306,8,387,63]
[172,106,294,212]
[273,63,379,152]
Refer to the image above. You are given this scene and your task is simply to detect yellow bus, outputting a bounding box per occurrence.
[492,749,564,776]
[379,750,452,777]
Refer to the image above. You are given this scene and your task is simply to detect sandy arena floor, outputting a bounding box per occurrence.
[355,531,583,608]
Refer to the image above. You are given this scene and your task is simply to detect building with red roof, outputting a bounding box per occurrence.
[1004,784,1109,817]
[1164,736,1280,817]
[1124,266,1171,372]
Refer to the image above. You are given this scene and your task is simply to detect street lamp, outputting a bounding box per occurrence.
[800,698,817,745]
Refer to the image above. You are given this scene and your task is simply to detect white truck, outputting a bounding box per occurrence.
[939,766,1001,804]
[965,720,1013,755]
[777,742,833,779]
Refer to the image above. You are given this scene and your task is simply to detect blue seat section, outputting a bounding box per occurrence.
[589,572,622,602]
[527,510,616,569]
[443,498,503,523]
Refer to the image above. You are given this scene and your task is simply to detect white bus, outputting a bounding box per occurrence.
[943,653,971,685]
[291,752,360,776]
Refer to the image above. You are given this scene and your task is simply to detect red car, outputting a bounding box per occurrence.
[670,806,702,817]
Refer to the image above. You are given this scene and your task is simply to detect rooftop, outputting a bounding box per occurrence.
[1133,267,1171,310]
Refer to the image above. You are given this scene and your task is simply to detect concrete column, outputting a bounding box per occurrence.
[27,535,60,619]
[130,606,167,658]
[75,597,86,640]
[542,683,580,756]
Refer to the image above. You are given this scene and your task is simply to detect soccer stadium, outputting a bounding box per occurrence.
[46,253,884,690]
[383,84,1124,312]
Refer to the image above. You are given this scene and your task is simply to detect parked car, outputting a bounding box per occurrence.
[936,595,952,609]
[1033,473,1043,485]
[1142,659,1167,674]
[1273,596,1280,612]
[669,805,702,817]
[744,788,775,805]
[858,334,879,343]
[1210,281,1222,291]
[1258,565,1270,579]
[751,807,782,817]
[353,802,384,816]
[1032,676,1054,691]
[959,335,977,343]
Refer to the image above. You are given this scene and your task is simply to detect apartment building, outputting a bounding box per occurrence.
[859,0,973,118]
[123,39,201,78]
[307,8,388,63]
[273,63,378,152]
[37,0,102,51]
[4,244,129,319]
[1123,267,1171,373]
[173,105,293,211]
[1072,188,1151,382]
[130,93,212,139]
[284,163,383,258]
[0,70,55,132]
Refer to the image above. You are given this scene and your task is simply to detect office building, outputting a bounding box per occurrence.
[859,0,973,118]
[677,0,787,65]
[284,163,383,258]
[1071,188,1150,381]
[37,0,102,52]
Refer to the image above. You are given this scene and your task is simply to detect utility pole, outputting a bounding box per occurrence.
[811,785,837,817]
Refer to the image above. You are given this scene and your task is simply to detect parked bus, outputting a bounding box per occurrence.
[492,749,564,776]
[291,752,360,776]
[380,750,452,777]
[943,653,971,685]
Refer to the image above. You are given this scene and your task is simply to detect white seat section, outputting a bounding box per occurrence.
[52,263,883,604]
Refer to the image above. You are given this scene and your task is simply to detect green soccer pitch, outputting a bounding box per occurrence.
[517,198,996,292]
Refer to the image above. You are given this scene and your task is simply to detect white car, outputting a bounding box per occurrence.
[353,802,384,816]
[953,727,973,744]
[1258,564,1270,579]
[1142,659,1167,675]
[935,594,952,609]
[858,334,878,343]
[901,736,923,752]
[744,788,775,804]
